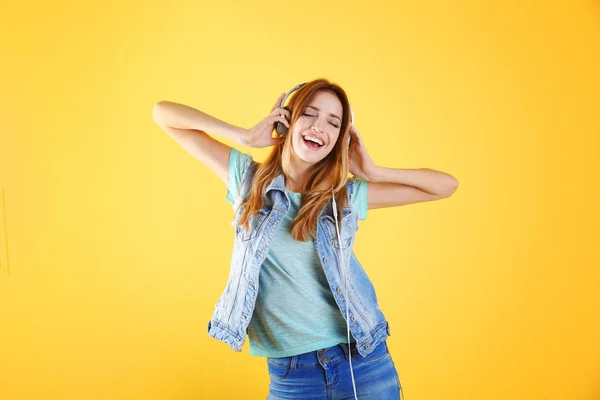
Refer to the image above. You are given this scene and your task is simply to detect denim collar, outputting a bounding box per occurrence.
[265,172,287,193]
[264,172,346,219]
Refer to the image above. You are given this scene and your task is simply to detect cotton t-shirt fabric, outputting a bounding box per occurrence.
[225,148,368,358]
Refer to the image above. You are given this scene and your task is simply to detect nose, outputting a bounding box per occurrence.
[311,121,325,133]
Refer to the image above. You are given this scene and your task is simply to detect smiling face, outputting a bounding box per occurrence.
[290,90,344,166]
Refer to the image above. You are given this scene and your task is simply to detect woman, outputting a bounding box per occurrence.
[153,78,458,399]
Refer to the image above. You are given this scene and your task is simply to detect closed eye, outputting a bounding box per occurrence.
[302,113,339,128]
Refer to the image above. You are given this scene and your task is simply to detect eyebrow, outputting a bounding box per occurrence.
[306,105,341,122]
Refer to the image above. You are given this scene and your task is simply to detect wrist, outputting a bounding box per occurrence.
[233,127,250,146]
[365,164,381,182]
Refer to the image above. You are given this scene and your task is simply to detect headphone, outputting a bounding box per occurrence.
[275,82,354,148]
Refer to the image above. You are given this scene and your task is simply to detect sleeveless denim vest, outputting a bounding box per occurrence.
[207,160,391,357]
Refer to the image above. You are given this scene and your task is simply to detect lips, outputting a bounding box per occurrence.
[301,133,326,146]
[302,137,322,151]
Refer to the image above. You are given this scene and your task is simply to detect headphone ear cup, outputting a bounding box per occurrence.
[276,122,287,136]
[276,115,289,136]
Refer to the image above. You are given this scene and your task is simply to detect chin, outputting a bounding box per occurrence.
[292,142,328,165]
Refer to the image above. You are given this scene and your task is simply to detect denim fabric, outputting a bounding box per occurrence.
[266,340,404,400]
[207,159,392,357]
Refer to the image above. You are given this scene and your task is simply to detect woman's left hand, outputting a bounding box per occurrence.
[348,124,376,181]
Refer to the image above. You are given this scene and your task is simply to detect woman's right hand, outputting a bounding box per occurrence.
[242,93,291,148]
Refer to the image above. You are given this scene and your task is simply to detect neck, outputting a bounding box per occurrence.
[285,152,313,193]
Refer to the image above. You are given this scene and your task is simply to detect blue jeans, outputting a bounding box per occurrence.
[266,340,404,400]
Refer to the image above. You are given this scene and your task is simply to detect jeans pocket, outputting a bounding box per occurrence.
[350,340,390,364]
[267,358,291,380]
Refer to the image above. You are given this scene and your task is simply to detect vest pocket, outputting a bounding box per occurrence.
[323,210,356,249]
[236,207,270,241]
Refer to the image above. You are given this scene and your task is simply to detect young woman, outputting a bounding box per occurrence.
[153,78,458,399]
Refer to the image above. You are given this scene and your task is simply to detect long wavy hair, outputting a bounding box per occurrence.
[238,78,353,242]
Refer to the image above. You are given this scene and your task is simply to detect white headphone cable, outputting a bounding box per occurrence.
[332,188,359,400]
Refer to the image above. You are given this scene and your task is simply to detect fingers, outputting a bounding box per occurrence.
[348,125,363,149]
[269,106,290,119]
[259,115,289,132]
[273,115,289,127]
[350,124,362,140]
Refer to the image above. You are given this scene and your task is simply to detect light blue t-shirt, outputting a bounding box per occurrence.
[226,148,368,358]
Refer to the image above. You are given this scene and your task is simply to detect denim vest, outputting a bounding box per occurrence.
[207,160,391,357]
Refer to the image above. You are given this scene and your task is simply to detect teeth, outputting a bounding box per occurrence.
[303,135,324,146]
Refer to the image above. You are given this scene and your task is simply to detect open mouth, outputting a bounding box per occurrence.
[302,135,325,151]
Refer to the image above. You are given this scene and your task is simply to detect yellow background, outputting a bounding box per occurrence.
[1,0,599,399]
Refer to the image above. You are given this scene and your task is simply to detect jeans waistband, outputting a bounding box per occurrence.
[268,342,360,368]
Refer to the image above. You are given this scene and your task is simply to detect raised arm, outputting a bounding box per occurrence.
[347,124,459,209]
[152,95,289,187]
[152,101,246,186]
